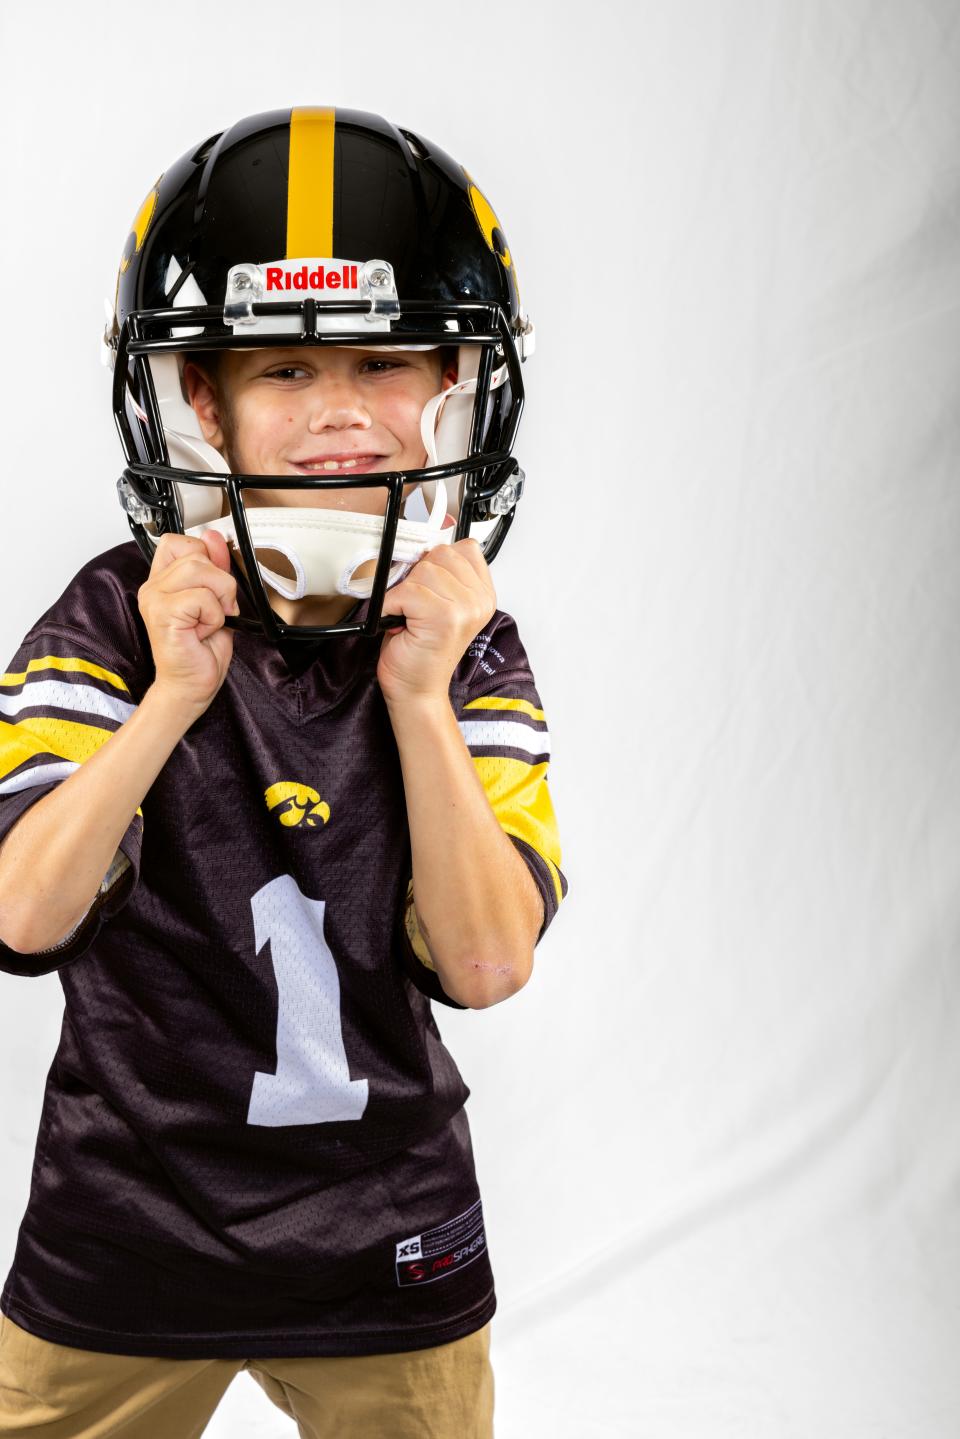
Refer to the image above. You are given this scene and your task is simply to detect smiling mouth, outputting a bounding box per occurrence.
[292,455,387,473]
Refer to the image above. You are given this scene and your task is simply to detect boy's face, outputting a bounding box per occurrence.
[182,344,459,628]
[183,345,457,515]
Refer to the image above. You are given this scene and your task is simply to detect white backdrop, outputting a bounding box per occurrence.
[2,2,958,1435]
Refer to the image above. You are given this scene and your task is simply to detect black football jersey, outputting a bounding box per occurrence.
[0,542,567,1358]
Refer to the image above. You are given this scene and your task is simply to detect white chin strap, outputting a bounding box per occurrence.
[184,481,452,601]
[417,351,509,509]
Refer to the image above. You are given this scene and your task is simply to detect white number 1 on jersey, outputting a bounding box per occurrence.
[246,873,370,1127]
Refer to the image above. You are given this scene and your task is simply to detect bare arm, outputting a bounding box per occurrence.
[386,692,543,1009]
[0,529,239,958]
[0,685,201,954]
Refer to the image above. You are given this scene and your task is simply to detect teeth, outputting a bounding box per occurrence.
[305,458,361,470]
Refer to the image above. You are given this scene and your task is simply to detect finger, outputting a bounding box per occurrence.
[428,537,490,585]
[420,542,496,606]
[152,556,238,611]
[454,539,497,605]
[200,528,233,572]
[387,574,487,637]
[149,531,215,578]
[386,536,492,621]
[463,545,496,603]
[166,585,230,638]
[400,561,474,606]
[379,575,420,627]
[455,536,487,568]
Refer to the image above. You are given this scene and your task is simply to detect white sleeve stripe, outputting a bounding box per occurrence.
[0,761,80,796]
[458,719,551,756]
[0,680,136,725]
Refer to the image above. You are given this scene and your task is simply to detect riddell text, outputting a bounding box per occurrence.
[265,265,359,291]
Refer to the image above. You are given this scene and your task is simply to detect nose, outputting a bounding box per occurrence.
[306,371,372,434]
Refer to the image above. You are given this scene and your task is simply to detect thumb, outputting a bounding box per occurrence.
[201,527,232,572]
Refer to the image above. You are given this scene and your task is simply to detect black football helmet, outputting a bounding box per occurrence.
[104,106,534,644]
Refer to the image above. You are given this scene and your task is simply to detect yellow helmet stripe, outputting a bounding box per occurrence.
[287,108,336,258]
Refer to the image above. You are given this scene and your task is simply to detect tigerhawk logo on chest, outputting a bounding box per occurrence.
[264,782,331,828]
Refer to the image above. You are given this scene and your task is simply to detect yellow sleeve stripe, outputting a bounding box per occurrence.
[403,750,565,961]
[471,755,564,907]
[1,715,118,771]
[462,695,545,722]
[1,655,130,694]
[0,718,143,820]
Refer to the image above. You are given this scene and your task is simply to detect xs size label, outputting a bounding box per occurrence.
[395,1198,487,1287]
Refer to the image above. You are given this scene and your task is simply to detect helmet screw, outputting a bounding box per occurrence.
[369,267,391,288]
[233,271,253,290]
[489,480,518,515]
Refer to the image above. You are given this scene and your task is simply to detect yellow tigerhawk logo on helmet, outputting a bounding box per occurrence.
[264,782,331,829]
[119,178,162,276]
[463,168,521,311]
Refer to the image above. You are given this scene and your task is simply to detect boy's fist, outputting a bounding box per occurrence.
[137,530,240,715]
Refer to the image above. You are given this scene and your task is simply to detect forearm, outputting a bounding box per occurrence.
[0,684,200,953]
[385,693,543,1008]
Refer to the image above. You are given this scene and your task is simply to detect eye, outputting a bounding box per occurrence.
[360,358,403,374]
[264,365,309,380]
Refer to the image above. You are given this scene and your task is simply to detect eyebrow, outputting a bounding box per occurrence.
[232,347,443,386]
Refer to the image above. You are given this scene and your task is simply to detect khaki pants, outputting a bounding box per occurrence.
[0,1313,494,1438]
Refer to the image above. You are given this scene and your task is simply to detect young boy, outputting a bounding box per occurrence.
[0,108,567,1438]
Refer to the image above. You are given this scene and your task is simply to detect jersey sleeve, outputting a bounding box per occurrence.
[397,612,569,1008]
[0,629,144,977]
